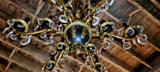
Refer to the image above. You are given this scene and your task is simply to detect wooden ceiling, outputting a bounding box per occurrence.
[0,0,160,72]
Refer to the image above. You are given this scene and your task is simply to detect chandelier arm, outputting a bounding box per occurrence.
[17,29,55,35]
[48,32,64,36]
[104,33,134,40]
[85,48,96,69]
[92,34,103,38]
[58,0,73,22]
[55,50,65,68]
[85,0,105,24]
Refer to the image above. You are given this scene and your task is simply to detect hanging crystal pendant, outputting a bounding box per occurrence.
[51,68,58,72]
[92,16,100,26]
[6,30,14,38]
[7,19,15,26]
[132,39,139,46]
[58,24,62,32]
[46,63,53,70]
[83,54,89,59]
[44,39,54,45]
[114,29,120,36]
[20,35,31,46]
[10,34,17,40]
[103,41,111,49]
[54,54,59,61]
[60,58,65,68]
[2,27,9,34]
[34,25,39,31]
[123,41,132,50]
[40,32,47,39]
[100,65,106,71]
[108,36,114,41]
[85,60,92,67]
[137,34,147,45]
[21,34,28,38]
[41,65,46,72]
[92,68,97,72]
[59,15,68,23]
[63,54,68,61]
[137,25,144,34]
[51,49,57,55]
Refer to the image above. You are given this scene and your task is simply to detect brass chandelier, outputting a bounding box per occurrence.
[1,0,148,72]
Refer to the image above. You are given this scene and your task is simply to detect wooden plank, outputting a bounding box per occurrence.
[0,39,46,64]
[128,0,160,26]
[0,52,33,72]
[100,53,135,72]
[113,42,152,69]
[6,0,34,17]
[31,2,45,24]
[150,0,160,10]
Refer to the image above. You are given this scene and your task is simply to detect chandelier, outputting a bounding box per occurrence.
[1,0,148,72]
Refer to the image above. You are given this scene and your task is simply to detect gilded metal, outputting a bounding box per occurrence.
[81,27,87,38]
[125,26,139,38]
[104,33,134,40]
[64,21,92,45]
[18,29,55,35]
[14,19,28,32]
[71,25,76,38]
[40,18,55,29]
[100,21,115,33]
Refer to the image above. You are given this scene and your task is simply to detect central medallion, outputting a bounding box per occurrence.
[64,21,92,46]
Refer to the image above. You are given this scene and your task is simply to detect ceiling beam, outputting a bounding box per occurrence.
[128,0,160,26]
[99,53,134,72]
[150,0,160,10]
[6,0,37,18]
[112,42,152,69]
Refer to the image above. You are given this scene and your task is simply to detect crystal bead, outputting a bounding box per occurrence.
[2,27,9,34]
[83,54,89,59]
[137,34,147,45]
[6,31,14,38]
[59,15,68,23]
[21,34,28,38]
[54,54,58,61]
[20,36,31,46]
[51,0,56,4]
[46,63,53,70]
[7,19,14,26]
[103,41,111,49]
[58,24,62,31]
[51,49,57,55]
[104,70,109,72]
[10,34,17,40]
[85,60,92,67]
[63,54,68,60]
[40,32,47,39]
[44,39,54,45]
[114,30,120,36]
[108,36,114,41]
[92,68,97,72]
[92,16,100,26]
[34,25,39,31]
[123,42,132,50]
[100,65,106,71]
[60,58,65,68]
[137,25,144,34]
[51,68,58,72]
[132,39,139,46]
[41,65,45,72]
